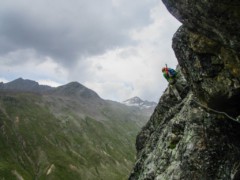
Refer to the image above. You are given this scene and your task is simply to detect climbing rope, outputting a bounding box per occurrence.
[192,99,239,122]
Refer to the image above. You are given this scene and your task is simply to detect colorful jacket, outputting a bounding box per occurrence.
[162,68,177,82]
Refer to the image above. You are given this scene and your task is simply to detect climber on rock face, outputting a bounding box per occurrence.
[162,65,177,84]
[162,65,182,100]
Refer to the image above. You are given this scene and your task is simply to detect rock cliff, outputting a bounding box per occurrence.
[129,1,240,179]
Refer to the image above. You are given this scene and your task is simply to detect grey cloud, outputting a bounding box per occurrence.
[0,0,159,66]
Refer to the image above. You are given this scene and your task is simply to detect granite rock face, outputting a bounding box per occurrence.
[129,1,240,179]
[162,0,240,50]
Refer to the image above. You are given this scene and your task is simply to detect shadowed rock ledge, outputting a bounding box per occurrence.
[129,0,240,179]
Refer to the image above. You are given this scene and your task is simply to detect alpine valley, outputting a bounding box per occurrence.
[0,78,156,180]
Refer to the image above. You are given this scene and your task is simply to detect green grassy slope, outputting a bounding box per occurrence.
[0,92,149,179]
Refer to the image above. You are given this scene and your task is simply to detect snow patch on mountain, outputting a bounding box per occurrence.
[123,96,157,109]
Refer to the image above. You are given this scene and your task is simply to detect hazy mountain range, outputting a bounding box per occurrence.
[0,78,156,179]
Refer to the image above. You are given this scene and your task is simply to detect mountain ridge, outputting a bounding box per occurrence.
[0,77,153,179]
[2,77,53,93]
[51,81,101,99]
[0,78,100,100]
[1,78,157,107]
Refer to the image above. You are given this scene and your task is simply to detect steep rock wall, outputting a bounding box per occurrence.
[129,1,240,179]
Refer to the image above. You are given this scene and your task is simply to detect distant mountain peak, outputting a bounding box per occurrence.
[52,81,100,99]
[64,81,85,88]
[11,77,38,85]
[1,77,51,92]
[0,78,101,99]
[132,96,142,101]
[123,96,157,109]
[124,96,143,105]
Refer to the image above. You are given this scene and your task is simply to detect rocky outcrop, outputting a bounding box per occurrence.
[162,0,240,51]
[129,1,240,179]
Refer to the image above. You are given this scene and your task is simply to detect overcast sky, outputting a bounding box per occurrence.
[0,0,181,102]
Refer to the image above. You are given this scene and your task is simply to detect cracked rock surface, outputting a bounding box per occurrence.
[129,0,240,179]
